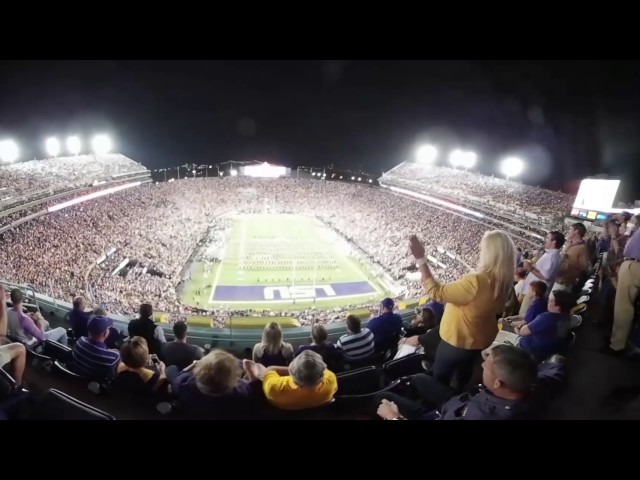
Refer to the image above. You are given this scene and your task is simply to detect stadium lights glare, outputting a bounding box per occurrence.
[311,172,316,176]
[416,144,438,164]
[357,177,362,181]
[501,156,524,179]
[45,137,61,157]
[339,176,343,179]
[0,139,19,163]
[91,134,112,155]
[351,176,355,180]
[66,136,81,155]
[449,149,477,170]
[368,179,373,183]
[230,169,238,177]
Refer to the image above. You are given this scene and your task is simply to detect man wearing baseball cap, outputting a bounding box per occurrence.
[71,315,121,379]
[367,298,404,353]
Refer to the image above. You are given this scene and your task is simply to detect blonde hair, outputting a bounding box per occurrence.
[120,336,149,369]
[261,322,284,355]
[477,230,516,304]
[194,349,241,395]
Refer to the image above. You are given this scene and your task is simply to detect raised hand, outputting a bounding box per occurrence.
[409,235,426,259]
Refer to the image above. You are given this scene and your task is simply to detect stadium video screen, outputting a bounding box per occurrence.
[241,164,290,178]
[573,179,620,212]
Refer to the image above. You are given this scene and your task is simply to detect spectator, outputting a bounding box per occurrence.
[608,215,640,357]
[112,336,168,395]
[519,231,564,315]
[515,290,574,361]
[404,305,439,337]
[502,280,548,328]
[68,296,91,339]
[252,322,294,367]
[71,315,120,379]
[336,315,375,361]
[0,286,26,386]
[367,298,404,353]
[260,350,338,410]
[128,303,166,357]
[162,321,204,371]
[553,223,590,295]
[169,350,265,420]
[7,289,67,346]
[410,231,516,389]
[374,345,564,420]
[294,324,343,372]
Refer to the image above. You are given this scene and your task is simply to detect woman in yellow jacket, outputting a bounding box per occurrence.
[409,231,515,389]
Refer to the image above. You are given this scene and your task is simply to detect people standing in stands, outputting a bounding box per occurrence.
[169,350,265,419]
[71,315,120,379]
[252,322,294,367]
[7,289,68,346]
[127,303,166,357]
[608,215,640,357]
[553,223,590,295]
[258,350,338,410]
[336,315,375,361]
[410,231,515,390]
[374,345,564,420]
[514,290,573,362]
[294,324,343,372]
[367,298,404,353]
[519,231,564,315]
[0,286,26,386]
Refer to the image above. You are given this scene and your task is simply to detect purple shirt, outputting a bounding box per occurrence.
[14,309,46,342]
[524,298,547,324]
[624,231,640,259]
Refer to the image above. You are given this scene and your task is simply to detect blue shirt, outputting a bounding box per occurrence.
[367,311,404,352]
[69,308,91,338]
[72,337,120,379]
[524,298,547,324]
[519,312,570,361]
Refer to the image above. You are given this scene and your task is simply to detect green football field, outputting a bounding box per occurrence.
[180,214,388,311]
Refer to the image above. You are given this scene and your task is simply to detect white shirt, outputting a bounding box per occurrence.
[521,248,562,292]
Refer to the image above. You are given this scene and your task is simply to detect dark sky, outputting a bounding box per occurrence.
[0,60,639,200]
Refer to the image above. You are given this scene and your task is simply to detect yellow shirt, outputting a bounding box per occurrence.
[423,272,504,350]
[262,370,338,410]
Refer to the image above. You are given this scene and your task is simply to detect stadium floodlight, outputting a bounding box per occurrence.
[416,144,438,164]
[357,177,362,181]
[461,151,477,170]
[311,172,316,176]
[66,136,81,155]
[0,139,19,163]
[91,134,112,155]
[449,149,464,168]
[351,176,355,180]
[368,179,373,183]
[501,156,524,179]
[339,176,343,179]
[45,137,61,157]
[230,169,238,177]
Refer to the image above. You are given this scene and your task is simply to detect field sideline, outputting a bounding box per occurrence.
[180,214,389,311]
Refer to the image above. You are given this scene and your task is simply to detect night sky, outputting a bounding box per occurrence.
[1,60,638,201]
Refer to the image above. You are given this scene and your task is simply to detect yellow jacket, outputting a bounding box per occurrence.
[423,272,504,350]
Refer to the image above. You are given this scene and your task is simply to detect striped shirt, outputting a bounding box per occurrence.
[337,328,375,360]
[72,336,120,379]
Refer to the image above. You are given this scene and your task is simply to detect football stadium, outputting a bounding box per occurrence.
[1,120,640,418]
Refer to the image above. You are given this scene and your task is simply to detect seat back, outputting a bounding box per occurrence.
[52,360,90,381]
[382,353,425,382]
[336,366,380,396]
[30,389,115,420]
[43,340,73,363]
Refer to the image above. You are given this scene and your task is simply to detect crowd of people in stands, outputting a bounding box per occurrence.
[0,154,146,207]
[0,176,546,324]
[381,163,574,230]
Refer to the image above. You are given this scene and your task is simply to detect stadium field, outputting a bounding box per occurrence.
[181,214,388,311]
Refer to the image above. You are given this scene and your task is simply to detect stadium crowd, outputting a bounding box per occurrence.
[381,163,574,230]
[0,175,565,324]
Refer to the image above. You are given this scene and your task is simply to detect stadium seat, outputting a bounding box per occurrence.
[0,368,17,402]
[29,389,115,420]
[336,366,380,396]
[52,360,110,394]
[5,336,54,369]
[382,353,426,383]
[577,295,590,304]
[43,340,73,363]
[334,376,412,412]
[571,303,587,316]
[264,400,337,420]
